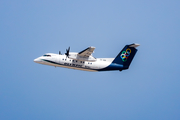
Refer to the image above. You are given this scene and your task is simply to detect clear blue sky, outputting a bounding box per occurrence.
[0,0,180,120]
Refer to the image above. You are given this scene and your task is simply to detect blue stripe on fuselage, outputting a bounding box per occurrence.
[41,59,97,71]
[98,63,123,71]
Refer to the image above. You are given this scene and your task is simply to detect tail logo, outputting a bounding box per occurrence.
[120,48,131,62]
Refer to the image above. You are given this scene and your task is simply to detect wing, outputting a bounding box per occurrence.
[78,46,95,57]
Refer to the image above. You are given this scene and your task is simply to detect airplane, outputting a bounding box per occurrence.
[34,43,140,72]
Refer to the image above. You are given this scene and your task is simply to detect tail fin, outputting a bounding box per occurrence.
[112,43,140,70]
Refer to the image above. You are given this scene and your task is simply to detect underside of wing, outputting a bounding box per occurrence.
[78,46,95,57]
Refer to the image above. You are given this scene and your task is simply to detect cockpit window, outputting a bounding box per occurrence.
[43,55,51,57]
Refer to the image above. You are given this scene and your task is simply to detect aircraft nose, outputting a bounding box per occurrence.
[34,58,40,63]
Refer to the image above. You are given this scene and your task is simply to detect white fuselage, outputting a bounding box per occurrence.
[34,53,114,72]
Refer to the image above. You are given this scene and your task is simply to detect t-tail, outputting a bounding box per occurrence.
[112,43,140,71]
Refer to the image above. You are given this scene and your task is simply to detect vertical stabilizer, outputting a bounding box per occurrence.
[112,43,140,70]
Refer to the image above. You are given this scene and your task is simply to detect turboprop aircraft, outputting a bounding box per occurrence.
[34,43,140,72]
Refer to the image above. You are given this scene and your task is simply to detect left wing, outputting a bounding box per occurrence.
[78,46,95,57]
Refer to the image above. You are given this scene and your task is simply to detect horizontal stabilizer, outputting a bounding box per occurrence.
[129,43,140,48]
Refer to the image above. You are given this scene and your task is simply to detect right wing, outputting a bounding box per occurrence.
[78,46,95,57]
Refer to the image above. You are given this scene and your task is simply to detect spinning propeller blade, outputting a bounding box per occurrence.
[65,47,70,57]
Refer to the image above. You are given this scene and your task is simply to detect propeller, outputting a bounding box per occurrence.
[59,51,61,55]
[65,47,70,57]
